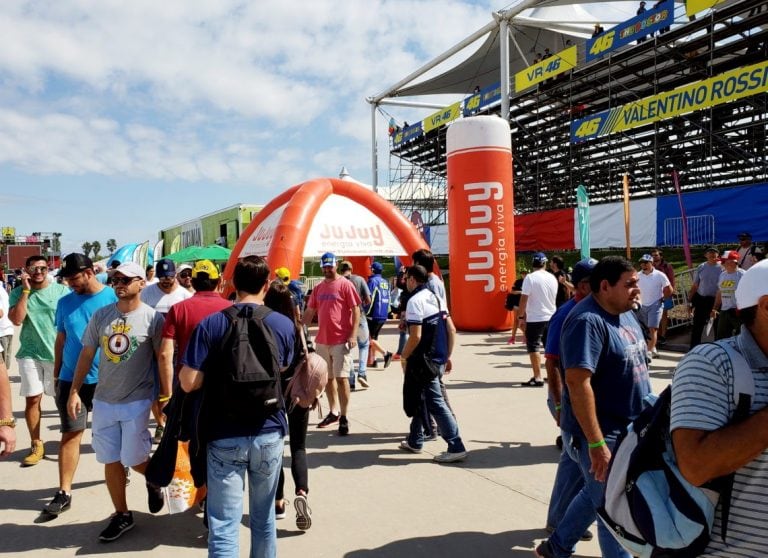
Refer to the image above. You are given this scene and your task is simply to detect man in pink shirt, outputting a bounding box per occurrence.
[302,252,361,436]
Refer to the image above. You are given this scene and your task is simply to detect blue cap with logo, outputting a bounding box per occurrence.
[532,252,548,266]
[155,258,176,278]
[371,261,383,273]
[320,252,336,267]
[571,258,598,285]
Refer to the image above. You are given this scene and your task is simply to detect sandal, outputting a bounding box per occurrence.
[520,377,544,387]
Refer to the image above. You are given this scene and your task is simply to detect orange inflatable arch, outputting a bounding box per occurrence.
[222,178,429,289]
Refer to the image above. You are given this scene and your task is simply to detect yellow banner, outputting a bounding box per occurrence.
[423,102,461,134]
[686,0,722,17]
[515,46,578,92]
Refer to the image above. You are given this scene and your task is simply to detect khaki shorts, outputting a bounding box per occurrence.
[17,358,55,397]
[316,343,352,379]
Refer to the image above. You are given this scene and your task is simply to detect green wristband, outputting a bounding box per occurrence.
[588,439,607,449]
[554,404,562,411]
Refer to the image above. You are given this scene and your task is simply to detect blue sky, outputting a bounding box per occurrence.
[0,0,505,256]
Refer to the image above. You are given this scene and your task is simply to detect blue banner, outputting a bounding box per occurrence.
[392,121,424,149]
[586,0,673,62]
[463,82,502,116]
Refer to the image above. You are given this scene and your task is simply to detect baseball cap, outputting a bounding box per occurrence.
[371,261,383,273]
[192,259,220,279]
[155,259,176,278]
[735,260,768,309]
[275,267,291,283]
[720,250,740,262]
[177,263,193,274]
[532,252,548,266]
[738,232,752,239]
[59,253,93,277]
[639,254,653,263]
[320,252,336,267]
[571,258,598,285]
[115,261,145,279]
[704,246,719,254]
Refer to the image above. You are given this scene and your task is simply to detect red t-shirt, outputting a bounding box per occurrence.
[162,291,232,366]
[308,277,361,345]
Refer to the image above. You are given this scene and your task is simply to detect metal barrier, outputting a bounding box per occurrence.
[667,268,695,331]
[663,215,715,246]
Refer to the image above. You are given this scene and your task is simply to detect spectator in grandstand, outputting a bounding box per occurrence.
[736,232,756,270]
[654,0,671,33]
[592,23,605,36]
[636,2,647,44]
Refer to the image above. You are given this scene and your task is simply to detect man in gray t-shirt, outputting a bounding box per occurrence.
[66,262,172,543]
[338,261,371,389]
[688,247,723,348]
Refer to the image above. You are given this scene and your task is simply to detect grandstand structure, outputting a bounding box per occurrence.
[370,0,768,225]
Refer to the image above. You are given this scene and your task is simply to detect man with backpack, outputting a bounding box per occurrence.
[366,261,393,369]
[671,259,768,556]
[536,256,650,558]
[179,255,295,558]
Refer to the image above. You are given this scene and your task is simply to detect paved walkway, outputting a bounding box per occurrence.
[0,324,682,557]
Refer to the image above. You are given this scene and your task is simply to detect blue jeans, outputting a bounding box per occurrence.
[548,431,629,558]
[546,435,584,529]
[406,369,465,453]
[206,430,285,558]
[350,323,369,386]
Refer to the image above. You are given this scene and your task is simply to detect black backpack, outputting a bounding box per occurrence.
[203,305,283,430]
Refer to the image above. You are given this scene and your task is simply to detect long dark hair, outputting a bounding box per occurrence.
[264,280,300,330]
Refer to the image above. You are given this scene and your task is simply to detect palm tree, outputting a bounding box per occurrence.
[106,238,117,255]
[91,241,101,260]
[81,241,92,257]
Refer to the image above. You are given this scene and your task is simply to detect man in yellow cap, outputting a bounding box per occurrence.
[161,260,232,387]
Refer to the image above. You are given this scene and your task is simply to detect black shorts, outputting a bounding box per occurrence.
[55,380,96,433]
[525,321,549,353]
[367,318,386,340]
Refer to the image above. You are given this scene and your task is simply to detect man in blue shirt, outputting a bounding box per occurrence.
[398,265,467,464]
[45,253,117,516]
[537,256,650,558]
[180,255,295,558]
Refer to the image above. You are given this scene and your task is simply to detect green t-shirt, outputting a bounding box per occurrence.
[9,282,70,361]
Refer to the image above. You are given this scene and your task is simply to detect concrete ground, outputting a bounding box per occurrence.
[0,323,682,557]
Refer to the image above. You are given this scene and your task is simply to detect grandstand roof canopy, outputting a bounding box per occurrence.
[373,1,665,99]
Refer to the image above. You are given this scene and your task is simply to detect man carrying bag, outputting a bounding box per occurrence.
[398,265,467,464]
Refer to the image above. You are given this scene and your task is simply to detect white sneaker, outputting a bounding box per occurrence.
[399,440,422,453]
[646,350,653,361]
[433,450,467,463]
[651,348,659,357]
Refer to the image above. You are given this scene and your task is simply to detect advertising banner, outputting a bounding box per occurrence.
[423,102,461,134]
[571,60,768,142]
[392,121,423,149]
[586,0,673,62]
[515,46,578,92]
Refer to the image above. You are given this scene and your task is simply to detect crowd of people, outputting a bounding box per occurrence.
[1,233,767,557]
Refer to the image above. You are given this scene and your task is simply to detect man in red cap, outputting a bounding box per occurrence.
[711,250,745,340]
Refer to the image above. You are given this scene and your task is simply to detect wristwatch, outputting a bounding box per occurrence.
[0,418,16,428]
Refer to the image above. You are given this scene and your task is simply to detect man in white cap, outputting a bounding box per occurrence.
[176,264,194,294]
[636,254,672,359]
[672,259,768,556]
[67,261,172,542]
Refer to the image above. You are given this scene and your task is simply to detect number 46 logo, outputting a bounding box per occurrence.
[574,117,602,139]
[589,30,615,57]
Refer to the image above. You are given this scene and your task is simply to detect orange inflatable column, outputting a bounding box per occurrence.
[447,116,515,331]
[345,256,372,278]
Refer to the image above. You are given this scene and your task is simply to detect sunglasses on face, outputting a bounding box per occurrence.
[179,272,192,278]
[27,266,48,273]
[112,277,140,286]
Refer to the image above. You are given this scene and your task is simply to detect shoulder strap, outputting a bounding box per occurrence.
[712,338,755,542]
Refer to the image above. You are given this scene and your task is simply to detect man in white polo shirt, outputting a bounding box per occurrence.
[518,252,558,387]
[636,254,672,359]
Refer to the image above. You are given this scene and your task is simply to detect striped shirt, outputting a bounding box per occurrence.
[671,328,768,557]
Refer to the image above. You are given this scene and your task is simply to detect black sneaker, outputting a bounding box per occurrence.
[338,416,349,436]
[317,412,339,428]
[44,490,71,515]
[146,482,165,514]
[383,352,393,368]
[99,512,135,542]
[369,360,378,368]
[358,375,369,388]
[534,540,555,558]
